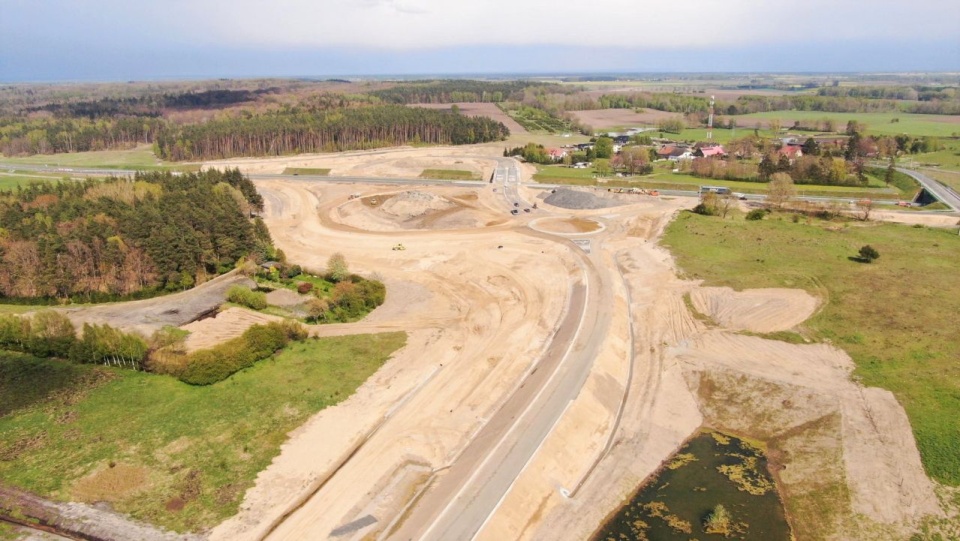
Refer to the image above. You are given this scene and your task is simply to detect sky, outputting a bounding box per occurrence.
[2,0,959,81]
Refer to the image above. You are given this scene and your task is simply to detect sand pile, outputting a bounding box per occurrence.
[690,287,819,333]
[380,191,455,218]
[543,189,622,210]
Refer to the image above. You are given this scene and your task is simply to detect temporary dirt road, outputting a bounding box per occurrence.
[201,145,941,541]
[33,145,943,540]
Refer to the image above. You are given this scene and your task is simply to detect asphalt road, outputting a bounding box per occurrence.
[897,167,960,212]
[6,161,958,213]
[389,242,611,541]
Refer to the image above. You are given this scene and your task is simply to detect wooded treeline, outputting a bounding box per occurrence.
[0,169,270,300]
[549,91,960,116]
[24,89,269,118]
[0,116,166,155]
[155,105,509,160]
[368,80,547,104]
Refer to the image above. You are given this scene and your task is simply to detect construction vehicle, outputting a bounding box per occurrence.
[392,243,406,251]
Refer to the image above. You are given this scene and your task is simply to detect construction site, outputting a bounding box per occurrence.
[1,142,954,541]
[189,145,943,541]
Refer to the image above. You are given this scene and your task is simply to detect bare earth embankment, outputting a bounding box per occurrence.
[29,142,948,540]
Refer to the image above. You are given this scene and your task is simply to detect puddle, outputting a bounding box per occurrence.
[593,430,791,540]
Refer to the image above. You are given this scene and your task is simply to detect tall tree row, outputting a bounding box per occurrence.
[154,106,509,161]
[0,169,269,300]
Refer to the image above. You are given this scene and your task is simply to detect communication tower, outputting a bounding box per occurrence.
[707,95,715,141]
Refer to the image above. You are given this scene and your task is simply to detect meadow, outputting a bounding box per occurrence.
[737,111,960,137]
[662,212,960,486]
[0,145,200,172]
[0,332,407,532]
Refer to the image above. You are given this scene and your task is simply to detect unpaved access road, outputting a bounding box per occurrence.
[209,150,940,541]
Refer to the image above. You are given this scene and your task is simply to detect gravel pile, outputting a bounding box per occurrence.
[380,190,454,218]
[543,188,622,210]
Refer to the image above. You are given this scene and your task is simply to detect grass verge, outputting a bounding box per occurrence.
[0,332,407,532]
[662,211,960,486]
[419,169,480,181]
[0,146,200,172]
[282,168,330,176]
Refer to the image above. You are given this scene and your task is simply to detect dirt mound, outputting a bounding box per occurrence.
[532,217,602,234]
[690,286,819,333]
[543,188,622,210]
[379,191,456,218]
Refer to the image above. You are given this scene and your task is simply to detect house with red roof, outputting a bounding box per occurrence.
[778,145,803,159]
[547,148,567,161]
[694,145,726,158]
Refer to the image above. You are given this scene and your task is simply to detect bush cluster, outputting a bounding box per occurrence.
[322,276,387,323]
[177,321,307,385]
[227,285,268,310]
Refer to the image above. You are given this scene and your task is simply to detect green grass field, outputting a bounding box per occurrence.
[282,167,331,176]
[0,146,201,172]
[737,111,960,137]
[662,212,960,486]
[0,174,45,191]
[0,332,407,532]
[419,168,481,181]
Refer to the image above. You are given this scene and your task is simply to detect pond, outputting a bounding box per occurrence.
[592,430,791,541]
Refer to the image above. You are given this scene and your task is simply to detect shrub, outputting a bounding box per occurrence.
[692,203,718,216]
[858,245,880,262]
[745,208,767,221]
[297,282,314,294]
[703,504,733,535]
[227,285,267,310]
[25,311,76,358]
[326,253,349,283]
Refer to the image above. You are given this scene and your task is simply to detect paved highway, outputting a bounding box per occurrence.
[6,161,957,213]
[897,167,960,212]
[389,239,612,541]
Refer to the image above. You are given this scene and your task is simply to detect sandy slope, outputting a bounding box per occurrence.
[690,286,819,333]
[49,143,946,539]
[184,161,941,541]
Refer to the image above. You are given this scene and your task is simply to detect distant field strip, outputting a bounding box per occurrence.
[282,168,331,176]
[419,169,480,180]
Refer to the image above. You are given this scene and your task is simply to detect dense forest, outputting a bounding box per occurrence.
[368,80,548,104]
[2,78,957,159]
[155,105,509,160]
[0,169,270,300]
[24,88,270,118]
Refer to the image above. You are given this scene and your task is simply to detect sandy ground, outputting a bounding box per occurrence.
[870,210,960,227]
[211,163,938,541]
[46,143,946,540]
[202,145,507,179]
[690,286,819,333]
[211,177,579,541]
[410,102,529,135]
[55,271,253,338]
[180,307,283,352]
